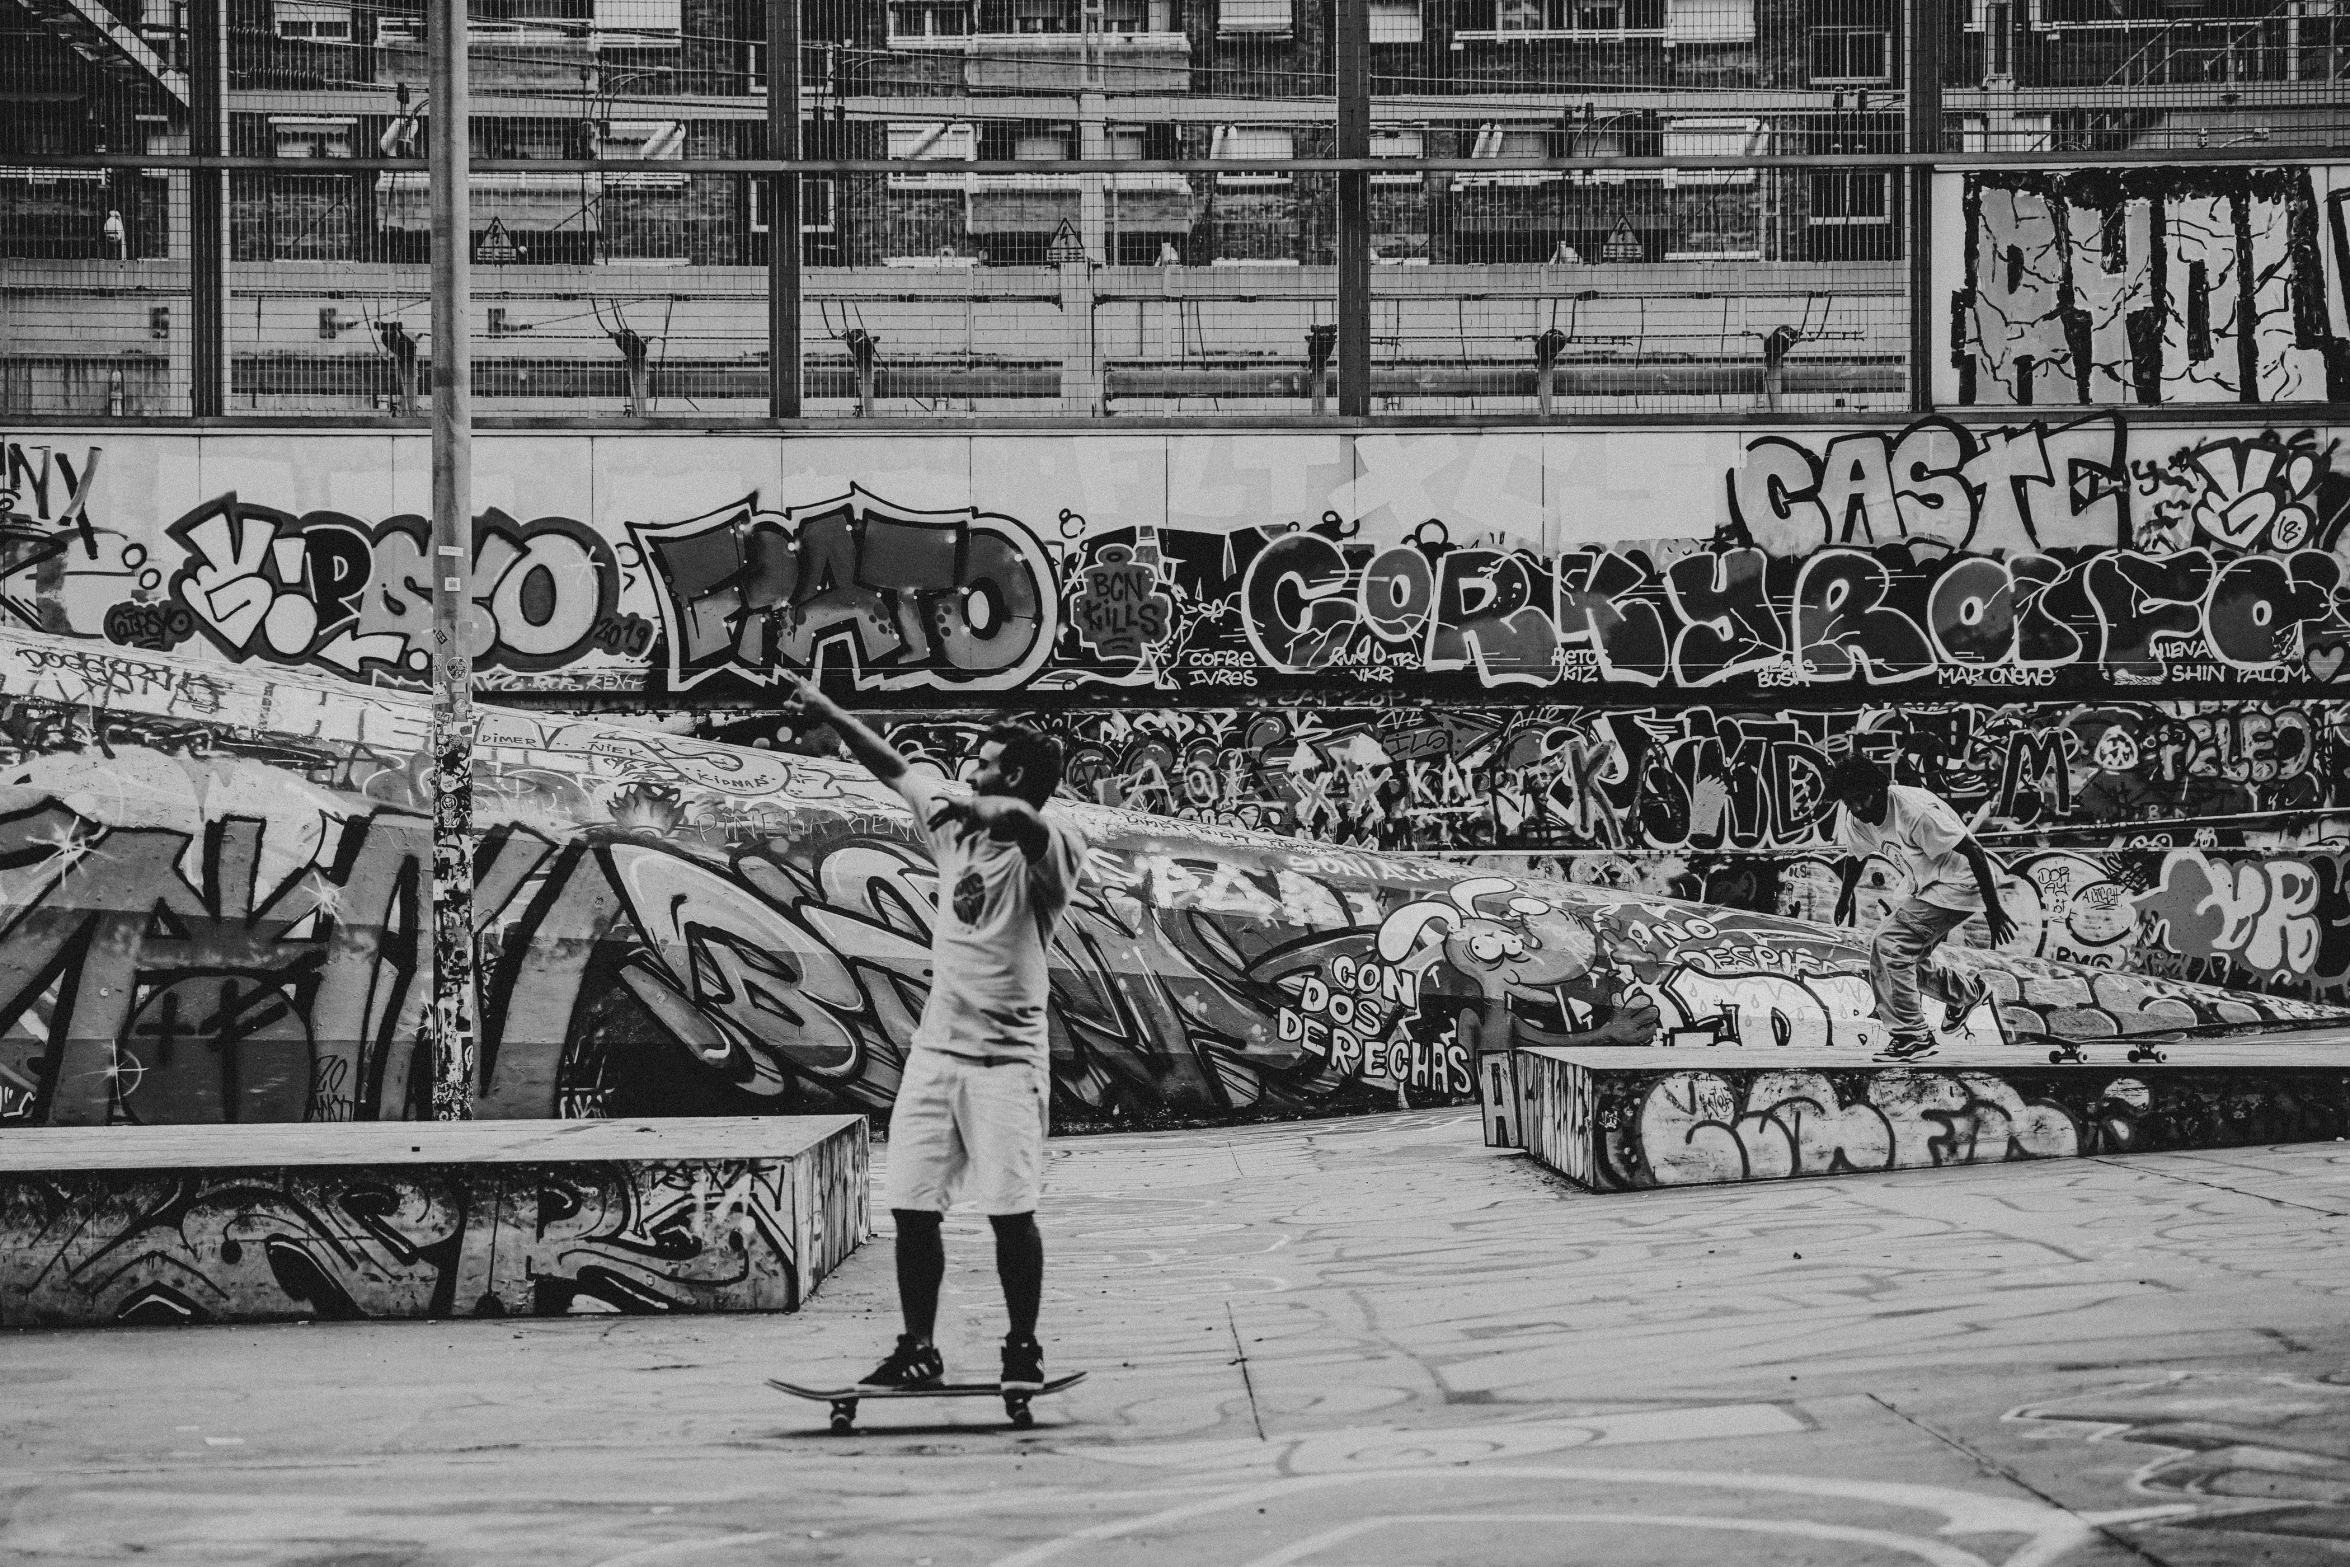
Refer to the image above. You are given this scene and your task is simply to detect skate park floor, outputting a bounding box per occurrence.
[7,1111,2350,1567]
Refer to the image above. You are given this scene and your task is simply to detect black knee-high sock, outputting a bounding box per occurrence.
[892,1208,944,1342]
[990,1212,1043,1341]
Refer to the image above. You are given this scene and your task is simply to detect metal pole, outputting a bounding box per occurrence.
[187,0,225,416]
[1334,0,1370,417]
[767,0,800,418]
[1906,0,1941,414]
[427,0,478,1120]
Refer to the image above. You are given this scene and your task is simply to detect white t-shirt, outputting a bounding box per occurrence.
[1840,784,1984,912]
[896,773,1089,1067]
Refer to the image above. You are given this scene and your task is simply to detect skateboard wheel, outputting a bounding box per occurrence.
[1008,1404,1034,1430]
[830,1411,854,1434]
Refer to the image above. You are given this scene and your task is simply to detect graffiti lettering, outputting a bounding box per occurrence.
[1953,166,2350,407]
[145,494,643,679]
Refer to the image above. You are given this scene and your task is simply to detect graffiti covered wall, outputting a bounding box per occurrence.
[7,420,2350,702]
[5,418,2350,1128]
[0,632,2334,1131]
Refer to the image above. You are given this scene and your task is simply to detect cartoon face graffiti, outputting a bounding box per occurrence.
[1376,876,1608,1042]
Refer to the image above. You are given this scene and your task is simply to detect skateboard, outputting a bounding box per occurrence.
[2048,1041,2088,1064]
[769,1371,1087,1433]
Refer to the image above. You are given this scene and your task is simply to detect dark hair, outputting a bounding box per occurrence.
[1826,753,1889,800]
[982,722,1064,809]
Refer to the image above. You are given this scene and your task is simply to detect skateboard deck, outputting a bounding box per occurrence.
[769,1371,1086,1432]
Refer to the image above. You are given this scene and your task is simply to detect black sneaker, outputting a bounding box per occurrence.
[1001,1334,1044,1392]
[1876,1035,1936,1062]
[857,1335,944,1390]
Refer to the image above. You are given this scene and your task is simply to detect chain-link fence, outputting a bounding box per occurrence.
[4,0,2345,421]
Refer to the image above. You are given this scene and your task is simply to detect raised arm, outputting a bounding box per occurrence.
[1959,836,2016,946]
[960,795,1051,863]
[779,670,908,787]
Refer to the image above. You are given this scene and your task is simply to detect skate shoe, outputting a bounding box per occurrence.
[857,1335,944,1390]
[1876,1034,1937,1062]
[1001,1334,1045,1392]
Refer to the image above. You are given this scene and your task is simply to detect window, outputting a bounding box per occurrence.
[1370,127,1424,183]
[1457,123,1562,186]
[887,120,977,187]
[1014,132,1068,161]
[1489,0,1665,35]
[750,176,835,234]
[1662,116,1761,185]
[1219,0,1291,35]
[1810,169,1889,224]
[1957,113,2052,153]
[273,0,352,39]
[270,116,354,157]
[1212,125,1293,185]
[593,0,680,42]
[598,120,686,187]
[1370,0,1421,42]
[1107,128,1150,159]
[1664,0,1752,43]
[1808,26,1888,82]
[1974,0,2015,77]
[1012,0,1072,31]
[887,0,971,39]
[1102,0,1156,29]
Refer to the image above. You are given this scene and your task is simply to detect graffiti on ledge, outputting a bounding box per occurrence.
[0,1157,819,1324]
[1560,1061,2350,1190]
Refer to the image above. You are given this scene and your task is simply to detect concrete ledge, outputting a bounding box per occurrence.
[0,1116,869,1328]
[1513,1044,2350,1192]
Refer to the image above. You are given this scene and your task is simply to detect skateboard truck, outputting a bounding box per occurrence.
[2048,1040,2087,1064]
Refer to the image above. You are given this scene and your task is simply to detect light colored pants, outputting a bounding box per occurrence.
[1869,898,1975,1045]
[883,1049,1050,1216]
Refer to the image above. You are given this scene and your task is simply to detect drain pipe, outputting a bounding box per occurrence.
[1761,323,1802,412]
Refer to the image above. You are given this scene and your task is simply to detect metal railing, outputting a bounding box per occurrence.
[3,0,2345,423]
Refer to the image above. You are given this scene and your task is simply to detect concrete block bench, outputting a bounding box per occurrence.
[1502,1039,2350,1192]
[0,1116,868,1327]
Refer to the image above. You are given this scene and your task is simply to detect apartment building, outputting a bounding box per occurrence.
[1,0,2342,415]
[10,0,2343,268]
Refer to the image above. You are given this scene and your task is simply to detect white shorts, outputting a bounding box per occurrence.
[882,1049,1049,1216]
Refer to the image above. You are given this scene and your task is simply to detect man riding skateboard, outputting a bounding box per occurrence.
[781,672,1088,1396]
[1824,754,2014,1061]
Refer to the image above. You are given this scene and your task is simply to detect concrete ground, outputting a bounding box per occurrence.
[8,1113,2350,1567]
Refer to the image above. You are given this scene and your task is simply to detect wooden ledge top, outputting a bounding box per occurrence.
[1520,1038,2350,1072]
[0,1115,867,1173]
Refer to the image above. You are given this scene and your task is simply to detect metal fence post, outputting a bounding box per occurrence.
[768,0,801,419]
[187,0,225,417]
[1906,0,1942,415]
[427,0,479,1120]
[1335,0,1370,418]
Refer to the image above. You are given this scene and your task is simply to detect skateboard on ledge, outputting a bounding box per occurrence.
[2046,1040,2172,1065]
[769,1371,1086,1433]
